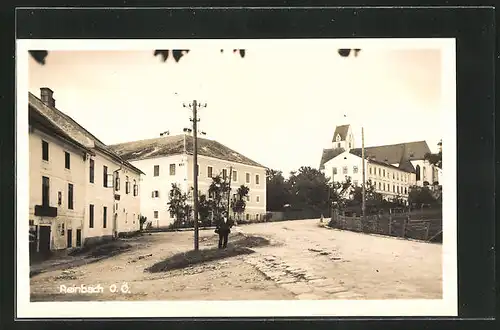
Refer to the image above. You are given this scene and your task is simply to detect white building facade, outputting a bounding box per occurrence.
[109,134,267,228]
[29,88,143,254]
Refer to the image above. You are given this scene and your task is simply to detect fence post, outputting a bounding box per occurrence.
[425,222,431,240]
[402,216,408,238]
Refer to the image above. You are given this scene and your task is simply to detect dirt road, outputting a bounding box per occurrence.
[30,219,442,301]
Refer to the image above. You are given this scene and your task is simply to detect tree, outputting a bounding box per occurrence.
[287,166,330,212]
[198,194,211,227]
[408,185,438,208]
[424,139,442,169]
[139,215,147,231]
[231,185,250,220]
[266,168,291,211]
[208,174,231,225]
[167,183,190,228]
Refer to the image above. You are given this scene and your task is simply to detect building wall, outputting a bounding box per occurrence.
[84,151,141,245]
[323,150,416,202]
[130,151,267,227]
[29,127,87,251]
[186,154,267,221]
[130,154,186,228]
[409,159,438,186]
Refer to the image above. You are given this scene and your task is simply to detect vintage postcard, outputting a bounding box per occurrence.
[16,38,457,318]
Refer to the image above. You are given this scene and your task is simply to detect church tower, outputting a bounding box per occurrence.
[332,124,354,150]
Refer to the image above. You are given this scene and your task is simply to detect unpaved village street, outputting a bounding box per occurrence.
[30,219,442,301]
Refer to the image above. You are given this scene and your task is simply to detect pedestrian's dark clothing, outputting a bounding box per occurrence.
[216,218,233,249]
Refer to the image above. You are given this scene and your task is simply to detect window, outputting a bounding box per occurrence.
[342,166,348,174]
[89,159,94,183]
[103,166,108,187]
[232,170,237,181]
[393,185,395,193]
[369,167,372,175]
[154,211,159,219]
[415,165,421,181]
[332,167,337,175]
[383,183,386,191]
[89,204,94,228]
[423,167,427,179]
[64,152,70,169]
[378,182,381,190]
[246,213,250,220]
[169,164,176,175]
[58,191,62,205]
[125,176,130,194]
[256,195,260,203]
[154,165,160,176]
[207,166,213,178]
[115,172,120,191]
[353,166,358,174]
[61,223,65,236]
[256,214,260,221]
[397,173,399,180]
[42,176,50,206]
[222,169,228,180]
[392,172,395,179]
[42,140,49,161]
[246,173,250,183]
[383,169,386,177]
[152,190,159,198]
[103,206,107,228]
[378,168,381,176]
[404,187,408,194]
[246,195,250,202]
[255,174,260,185]
[133,180,138,196]
[397,186,400,194]
[68,183,74,209]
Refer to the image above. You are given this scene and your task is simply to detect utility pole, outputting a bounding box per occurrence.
[361,127,366,221]
[227,166,233,218]
[184,100,207,251]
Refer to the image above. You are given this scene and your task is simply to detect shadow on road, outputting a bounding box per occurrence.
[145,234,271,273]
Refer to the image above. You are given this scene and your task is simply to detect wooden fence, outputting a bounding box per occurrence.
[328,209,442,242]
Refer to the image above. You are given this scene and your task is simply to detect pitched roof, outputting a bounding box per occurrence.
[349,149,414,173]
[28,92,144,175]
[108,135,266,168]
[349,141,431,165]
[319,140,429,173]
[319,148,345,170]
[331,124,350,142]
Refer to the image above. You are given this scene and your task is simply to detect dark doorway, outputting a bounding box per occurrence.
[39,225,51,255]
[67,229,72,248]
[76,229,82,247]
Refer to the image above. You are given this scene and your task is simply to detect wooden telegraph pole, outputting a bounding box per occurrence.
[227,166,233,218]
[184,100,207,251]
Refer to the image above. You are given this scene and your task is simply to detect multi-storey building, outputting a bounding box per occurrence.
[29,88,143,254]
[109,134,267,227]
[320,124,439,203]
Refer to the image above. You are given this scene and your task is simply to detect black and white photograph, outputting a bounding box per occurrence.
[16,37,457,317]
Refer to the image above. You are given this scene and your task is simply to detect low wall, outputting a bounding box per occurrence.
[328,210,442,242]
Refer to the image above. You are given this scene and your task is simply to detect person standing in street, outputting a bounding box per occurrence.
[216,213,233,249]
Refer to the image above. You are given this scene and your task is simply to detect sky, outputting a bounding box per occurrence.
[28,44,445,177]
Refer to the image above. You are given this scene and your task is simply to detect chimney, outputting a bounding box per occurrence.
[40,87,55,107]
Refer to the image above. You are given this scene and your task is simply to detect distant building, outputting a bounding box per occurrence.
[320,124,440,203]
[109,134,267,227]
[29,88,143,254]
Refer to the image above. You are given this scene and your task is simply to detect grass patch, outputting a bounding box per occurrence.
[146,234,270,273]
